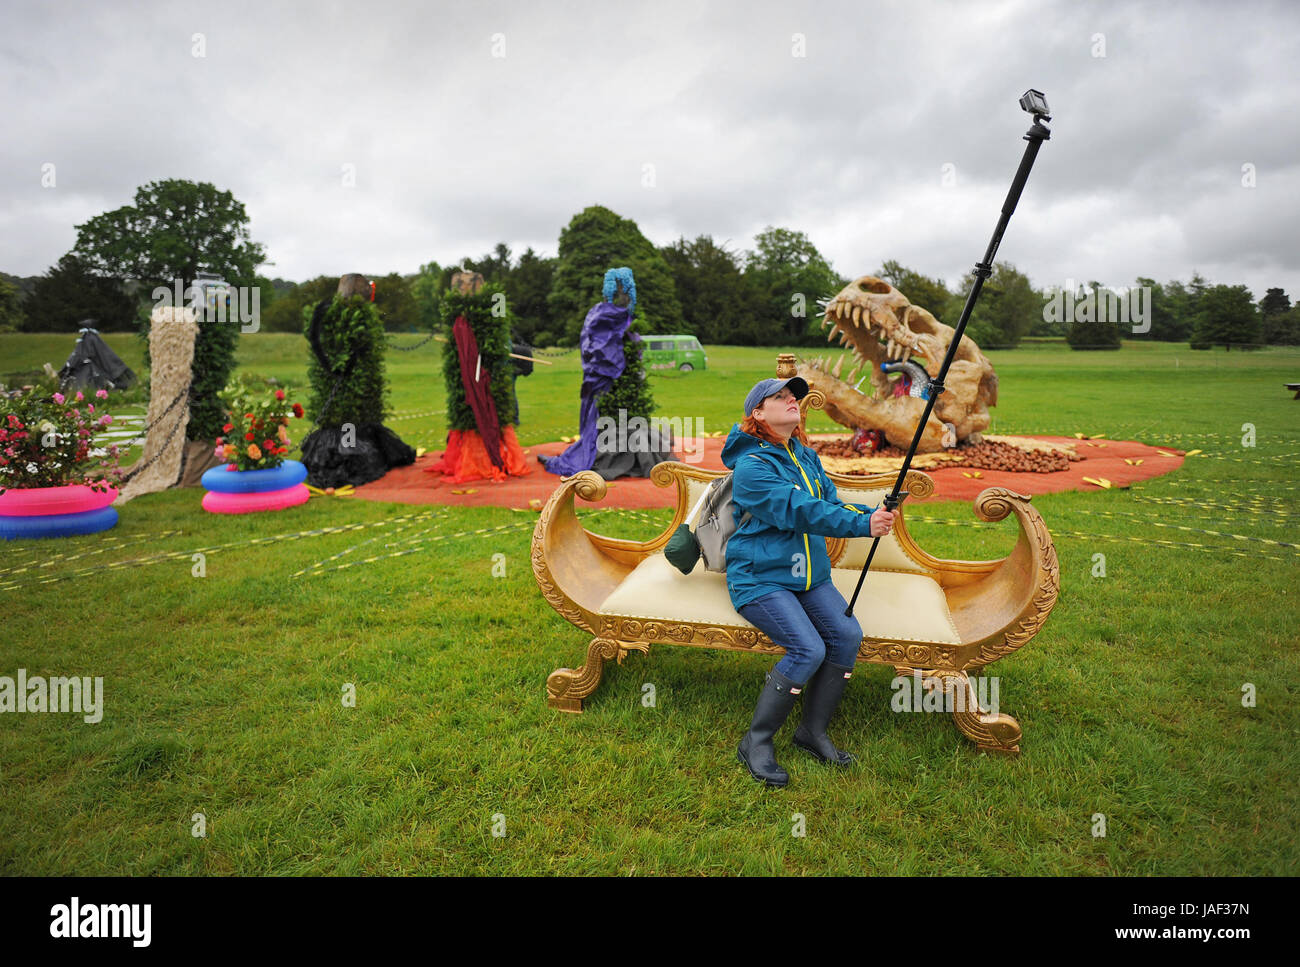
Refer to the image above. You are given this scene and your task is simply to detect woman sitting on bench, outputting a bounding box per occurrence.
[724,377,895,787]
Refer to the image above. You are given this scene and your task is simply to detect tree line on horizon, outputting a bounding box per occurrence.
[2,179,1296,352]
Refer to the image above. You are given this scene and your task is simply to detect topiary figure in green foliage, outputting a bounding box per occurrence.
[298,273,414,487]
[440,282,517,433]
[427,270,531,481]
[304,293,390,425]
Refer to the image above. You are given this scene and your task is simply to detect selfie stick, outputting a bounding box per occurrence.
[845,89,1052,617]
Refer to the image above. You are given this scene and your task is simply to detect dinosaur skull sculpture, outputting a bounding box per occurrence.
[798,276,998,451]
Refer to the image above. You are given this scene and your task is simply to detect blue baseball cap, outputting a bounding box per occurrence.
[743,377,809,417]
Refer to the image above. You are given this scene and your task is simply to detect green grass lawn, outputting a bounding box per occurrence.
[1,333,1297,875]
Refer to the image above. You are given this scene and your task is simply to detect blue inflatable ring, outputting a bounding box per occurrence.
[201,459,307,494]
[0,505,118,540]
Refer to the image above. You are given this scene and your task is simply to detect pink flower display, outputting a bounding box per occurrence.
[0,386,122,489]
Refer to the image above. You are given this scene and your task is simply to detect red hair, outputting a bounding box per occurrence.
[741,413,809,447]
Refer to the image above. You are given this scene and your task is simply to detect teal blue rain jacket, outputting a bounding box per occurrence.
[720,424,879,610]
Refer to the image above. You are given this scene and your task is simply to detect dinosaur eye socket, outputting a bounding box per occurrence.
[857,279,892,294]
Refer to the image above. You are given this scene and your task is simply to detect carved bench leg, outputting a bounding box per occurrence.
[547,638,649,713]
[929,669,1022,756]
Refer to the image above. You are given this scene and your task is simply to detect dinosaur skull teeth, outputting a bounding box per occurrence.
[823,302,928,367]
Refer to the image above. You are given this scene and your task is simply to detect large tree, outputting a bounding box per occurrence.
[660,235,757,344]
[1259,287,1292,345]
[21,254,135,332]
[71,179,267,439]
[505,247,557,344]
[1150,279,1194,342]
[877,260,955,326]
[1065,280,1123,350]
[1190,284,1260,350]
[484,243,513,284]
[1280,307,1300,346]
[374,272,419,332]
[548,206,684,343]
[955,261,1040,349]
[71,179,266,290]
[1174,272,1210,341]
[743,226,842,345]
[1130,278,1178,342]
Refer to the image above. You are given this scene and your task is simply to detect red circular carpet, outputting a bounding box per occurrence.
[351,435,1186,509]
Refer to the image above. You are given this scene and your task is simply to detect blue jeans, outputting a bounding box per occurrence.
[737,580,862,684]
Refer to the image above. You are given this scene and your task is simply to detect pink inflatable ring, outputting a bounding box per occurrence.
[201,483,310,514]
[0,484,118,517]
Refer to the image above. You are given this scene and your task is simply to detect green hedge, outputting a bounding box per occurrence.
[187,310,238,441]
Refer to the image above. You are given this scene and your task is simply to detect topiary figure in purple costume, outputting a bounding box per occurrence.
[540,267,673,479]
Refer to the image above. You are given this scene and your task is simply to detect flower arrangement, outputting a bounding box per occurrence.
[214,380,305,471]
[0,387,121,491]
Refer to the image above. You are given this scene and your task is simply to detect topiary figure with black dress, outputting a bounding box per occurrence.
[299,273,415,488]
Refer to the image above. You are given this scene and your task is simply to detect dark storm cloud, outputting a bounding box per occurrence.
[1,0,1296,301]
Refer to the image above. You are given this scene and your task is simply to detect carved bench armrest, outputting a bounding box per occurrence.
[531,471,631,632]
[932,488,1060,667]
[576,462,728,566]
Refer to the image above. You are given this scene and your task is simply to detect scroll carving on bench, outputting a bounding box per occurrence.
[531,355,1059,756]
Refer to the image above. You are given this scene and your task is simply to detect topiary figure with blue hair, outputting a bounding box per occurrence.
[541,267,673,479]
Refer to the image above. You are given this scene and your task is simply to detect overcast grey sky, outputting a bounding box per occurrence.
[2,0,1297,300]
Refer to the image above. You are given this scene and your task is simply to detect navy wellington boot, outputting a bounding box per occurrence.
[737,669,804,787]
[792,660,856,766]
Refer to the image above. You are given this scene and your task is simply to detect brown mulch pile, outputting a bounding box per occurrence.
[810,437,1083,474]
[951,439,1084,472]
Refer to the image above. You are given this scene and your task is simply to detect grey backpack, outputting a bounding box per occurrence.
[663,470,762,575]
[690,473,751,572]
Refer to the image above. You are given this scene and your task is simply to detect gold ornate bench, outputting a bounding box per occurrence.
[530,363,1060,756]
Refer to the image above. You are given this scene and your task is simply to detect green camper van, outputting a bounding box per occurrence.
[642,335,707,372]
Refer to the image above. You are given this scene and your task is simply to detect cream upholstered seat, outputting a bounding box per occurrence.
[599,553,962,646]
